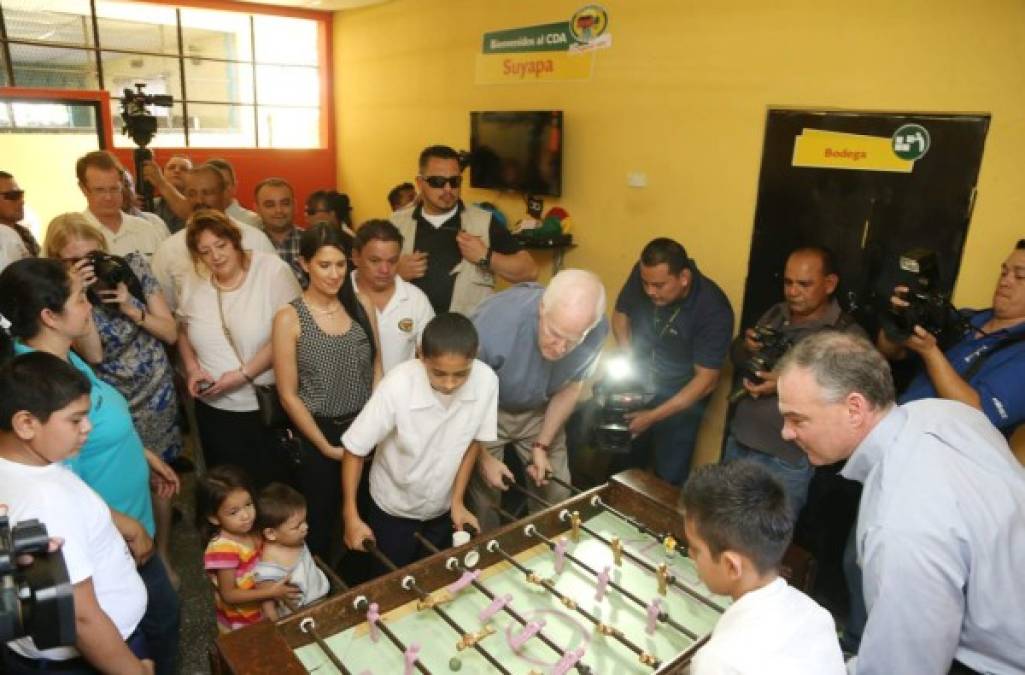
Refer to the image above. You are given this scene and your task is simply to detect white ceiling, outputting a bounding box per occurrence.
[233,0,389,11]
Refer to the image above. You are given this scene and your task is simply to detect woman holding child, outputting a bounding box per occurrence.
[176,209,301,488]
[272,222,381,560]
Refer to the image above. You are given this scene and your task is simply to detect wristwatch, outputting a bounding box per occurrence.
[476,247,493,272]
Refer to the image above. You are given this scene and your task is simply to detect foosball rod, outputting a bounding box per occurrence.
[495,507,697,640]
[363,539,513,675]
[505,482,726,613]
[542,471,680,550]
[350,593,432,675]
[298,616,353,675]
[483,538,661,670]
[413,532,593,675]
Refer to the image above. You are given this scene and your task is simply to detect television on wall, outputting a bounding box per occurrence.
[469,110,563,197]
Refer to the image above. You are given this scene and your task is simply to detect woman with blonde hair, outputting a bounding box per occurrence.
[177,209,301,487]
[44,212,183,586]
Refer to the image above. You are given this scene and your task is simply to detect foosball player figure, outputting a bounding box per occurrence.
[681,461,845,675]
[341,313,499,575]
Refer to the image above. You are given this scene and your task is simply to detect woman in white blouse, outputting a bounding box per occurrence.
[177,209,301,487]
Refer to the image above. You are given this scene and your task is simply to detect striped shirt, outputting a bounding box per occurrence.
[204,533,264,632]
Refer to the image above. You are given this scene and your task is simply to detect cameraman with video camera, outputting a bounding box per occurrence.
[610,237,734,486]
[723,246,864,517]
[877,240,1025,434]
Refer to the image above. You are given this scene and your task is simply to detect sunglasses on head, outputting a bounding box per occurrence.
[0,190,24,200]
[420,175,462,189]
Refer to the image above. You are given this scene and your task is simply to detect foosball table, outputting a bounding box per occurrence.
[212,470,782,674]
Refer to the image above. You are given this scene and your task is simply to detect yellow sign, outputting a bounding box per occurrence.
[474,51,594,85]
[792,129,914,173]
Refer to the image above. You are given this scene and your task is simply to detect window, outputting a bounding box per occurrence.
[0,0,324,148]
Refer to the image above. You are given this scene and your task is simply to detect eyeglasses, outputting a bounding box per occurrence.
[305,206,330,216]
[420,175,462,189]
[0,190,24,200]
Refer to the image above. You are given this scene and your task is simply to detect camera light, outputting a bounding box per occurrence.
[606,356,633,381]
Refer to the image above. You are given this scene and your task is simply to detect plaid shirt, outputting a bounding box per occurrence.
[274,227,307,287]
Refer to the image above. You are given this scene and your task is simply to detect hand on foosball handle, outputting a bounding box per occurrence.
[343,516,375,552]
[451,502,480,535]
[479,452,515,491]
[526,449,552,488]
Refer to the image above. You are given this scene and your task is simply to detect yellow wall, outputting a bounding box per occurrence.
[0,132,101,240]
[333,0,1025,467]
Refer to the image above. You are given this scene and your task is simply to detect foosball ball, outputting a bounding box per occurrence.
[212,470,741,674]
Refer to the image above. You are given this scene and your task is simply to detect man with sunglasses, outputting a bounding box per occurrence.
[391,145,537,315]
[610,237,734,486]
[467,269,609,532]
[0,171,38,264]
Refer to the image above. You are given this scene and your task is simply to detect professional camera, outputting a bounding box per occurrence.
[0,514,75,649]
[84,250,147,308]
[880,248,969,344]
[591,356,655,453]
[120,83,172,212]
[729,326,794,403]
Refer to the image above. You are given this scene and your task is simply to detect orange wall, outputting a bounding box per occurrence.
[111,147,336,212]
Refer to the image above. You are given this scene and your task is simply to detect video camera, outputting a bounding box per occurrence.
[0,514,75,649]
[880,248,969,345]
[591,356,655,453]
[120,83,172,212]
[729,326,794,403]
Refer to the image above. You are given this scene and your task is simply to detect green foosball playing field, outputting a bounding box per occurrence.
[294,511,729,674]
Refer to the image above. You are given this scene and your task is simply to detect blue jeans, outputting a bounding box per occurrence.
[721,435,814,519]
[137,555,180,675]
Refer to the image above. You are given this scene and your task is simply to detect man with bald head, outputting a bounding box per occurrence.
[777,331,1025,675]
[468,270,609,531]
[612,237,734,485]
[723,246,864,517]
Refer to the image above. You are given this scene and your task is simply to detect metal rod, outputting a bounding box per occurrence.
[495,506,697,640]
[542,472,678,549]
[298,617,351,675]
[505,482,725,613]
[350,594,431,675]
[484,538,660,670]
[314,555,348,592]
[364,540,512,675]
[413,532,592,675]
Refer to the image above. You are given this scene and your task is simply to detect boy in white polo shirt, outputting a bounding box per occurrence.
[0,352,151,674]
[341,312,498,574]
[683,461,845,675]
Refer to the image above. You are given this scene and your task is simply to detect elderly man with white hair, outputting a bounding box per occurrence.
[468,269,609,531]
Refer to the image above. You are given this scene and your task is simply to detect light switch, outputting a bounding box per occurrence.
[627,171,647,188]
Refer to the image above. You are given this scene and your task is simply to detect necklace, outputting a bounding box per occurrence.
[305,297,341,316]
[212,268,246,291]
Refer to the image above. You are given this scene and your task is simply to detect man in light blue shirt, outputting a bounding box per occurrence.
[777,332,1025,675]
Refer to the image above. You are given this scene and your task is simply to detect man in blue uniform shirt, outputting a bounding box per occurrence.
[611,237,734,485]
[879,238,1025,434]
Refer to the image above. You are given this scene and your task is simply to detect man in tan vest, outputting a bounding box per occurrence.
[391,144,537,316]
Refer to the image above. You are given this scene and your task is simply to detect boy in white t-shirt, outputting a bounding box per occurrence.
[683,461,845,675]
[0,352,151,674]
[342,312,498,576]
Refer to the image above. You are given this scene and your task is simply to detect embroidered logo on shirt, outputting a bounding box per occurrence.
[398,318,414,333]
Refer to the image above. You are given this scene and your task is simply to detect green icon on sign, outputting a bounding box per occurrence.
[892,124,930,161]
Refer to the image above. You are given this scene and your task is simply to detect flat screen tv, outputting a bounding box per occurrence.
[469,110,563,197]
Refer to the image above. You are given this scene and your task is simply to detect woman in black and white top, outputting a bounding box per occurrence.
[272,223,381,559]
[177,209,301,488]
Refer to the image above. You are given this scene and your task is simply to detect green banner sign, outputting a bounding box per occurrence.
[482,22,575,54]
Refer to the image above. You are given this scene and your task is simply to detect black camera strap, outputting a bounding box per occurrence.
[962,330,1025,381]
